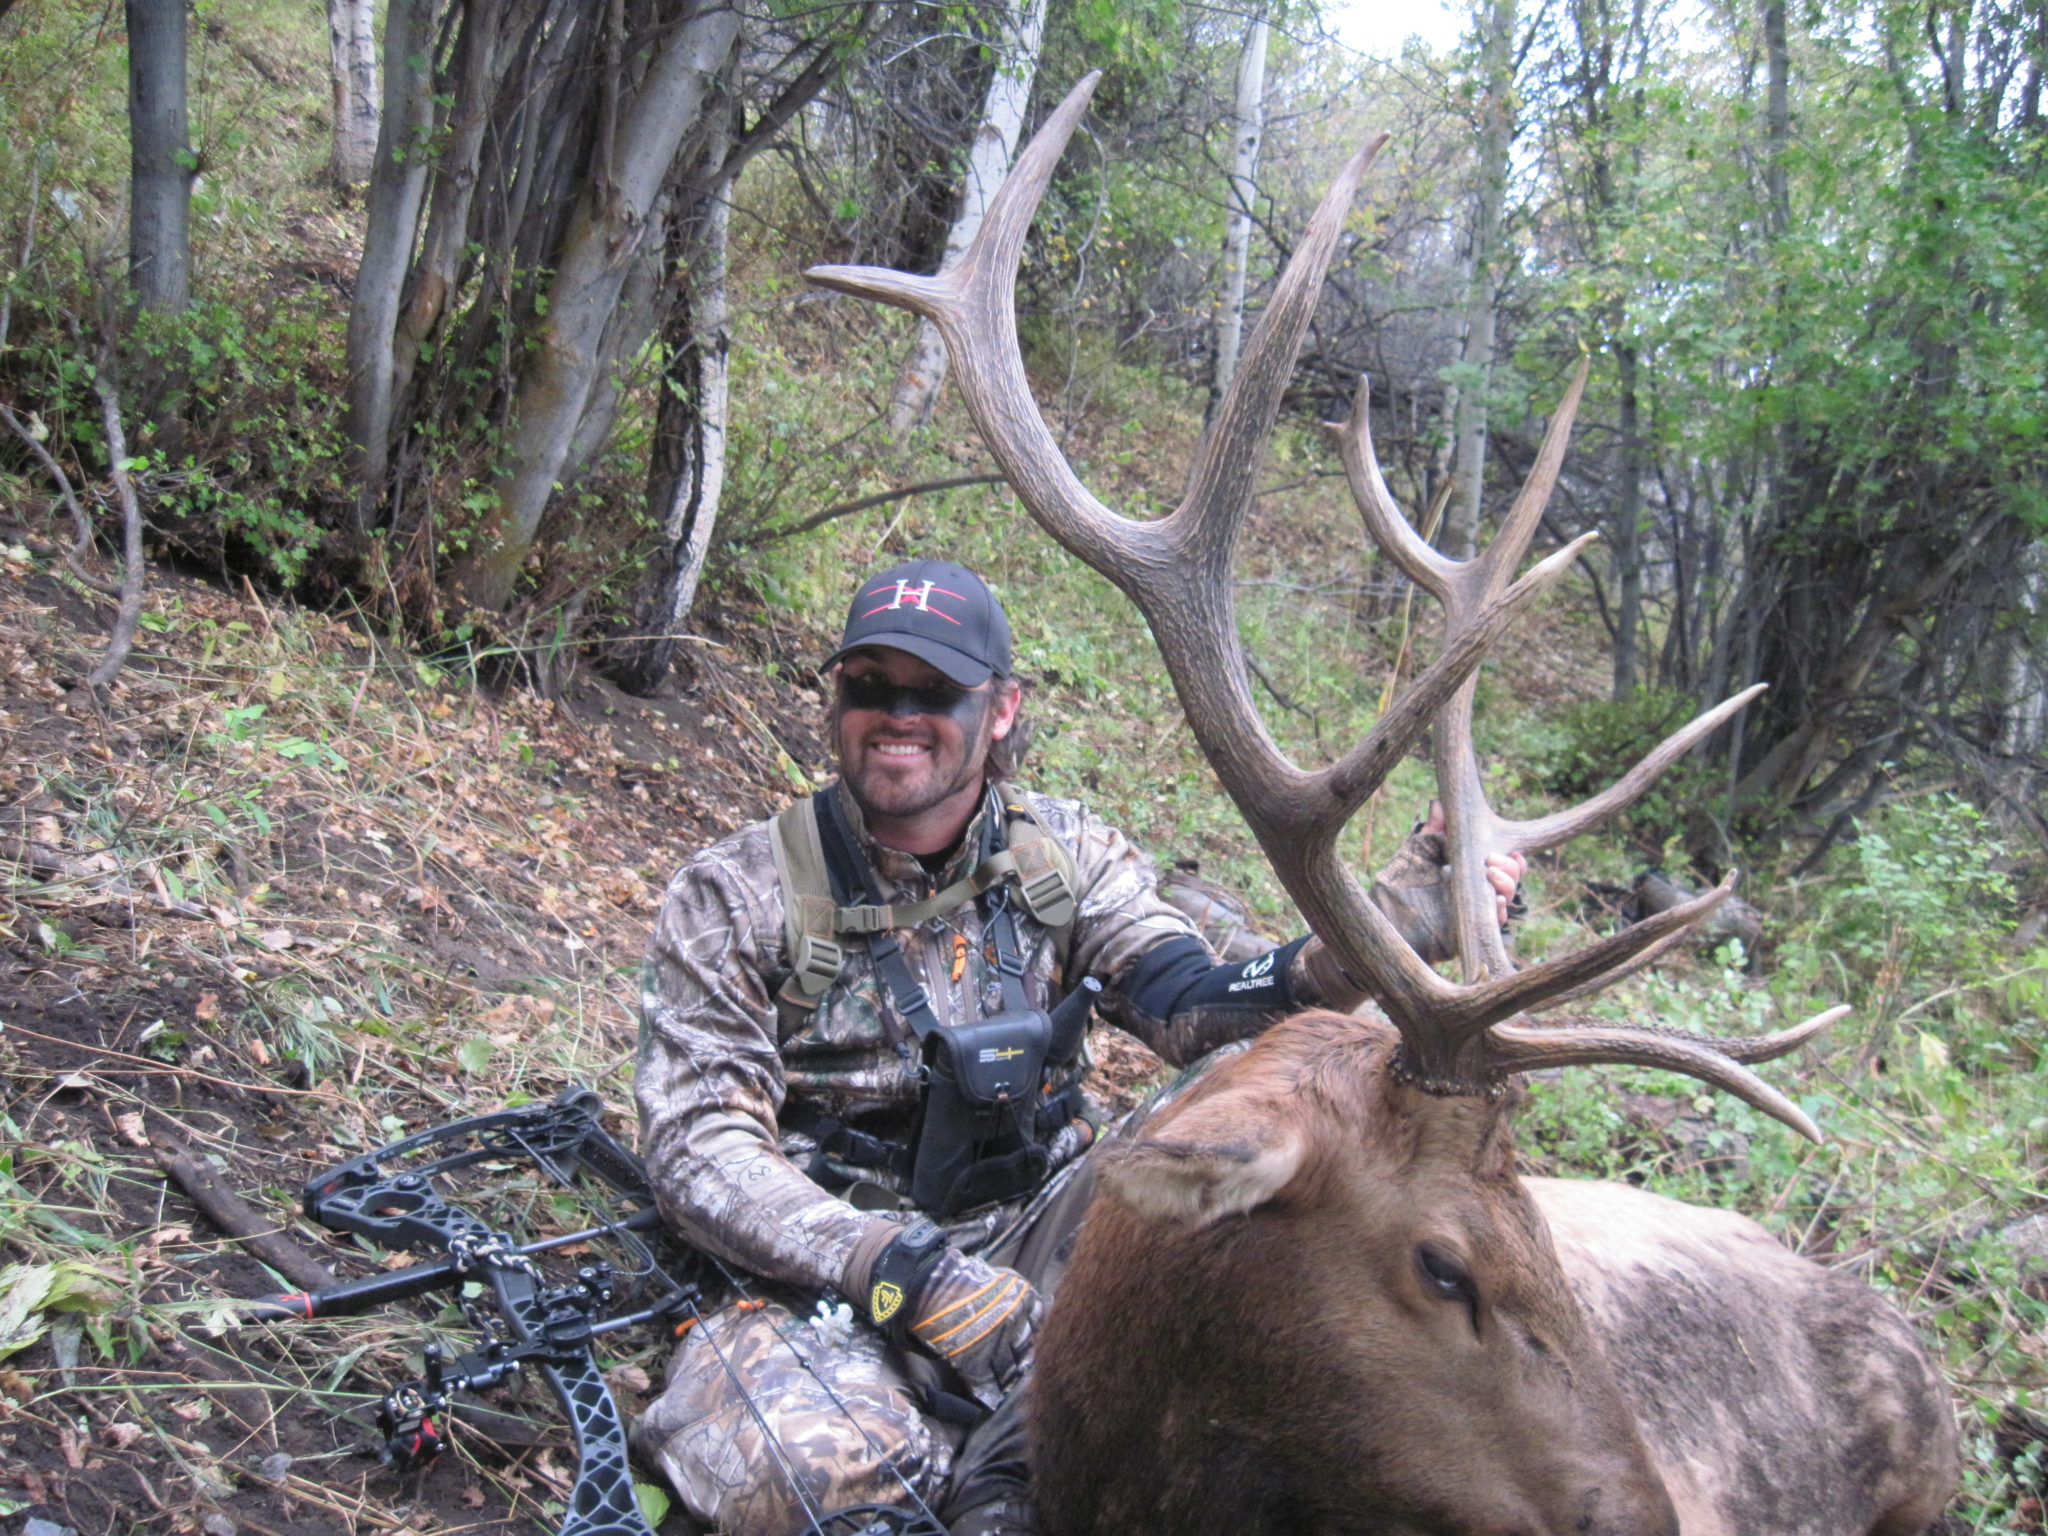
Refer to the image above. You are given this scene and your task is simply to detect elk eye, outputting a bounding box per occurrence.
[1416,1244,1478,1312]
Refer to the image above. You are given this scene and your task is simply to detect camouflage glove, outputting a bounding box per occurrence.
[844,1218,1042,1408]
[1369,824,1458,964]
[1300,810,1528,1007]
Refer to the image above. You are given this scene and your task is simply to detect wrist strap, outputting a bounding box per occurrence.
[866,1217,949,1341]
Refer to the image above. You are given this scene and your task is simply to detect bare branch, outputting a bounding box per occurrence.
[0,400,120,596]
[738,473,1006,550]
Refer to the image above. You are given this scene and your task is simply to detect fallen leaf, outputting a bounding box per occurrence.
[169,1397,211,1423]
[105,1421,146,1449]
[114,1113,149,1147]
[193,992,220,1021]
[255,928,295,951]
[460,1485,485,1509]
[58,1421,84,1467]
[606,1363,651,1395]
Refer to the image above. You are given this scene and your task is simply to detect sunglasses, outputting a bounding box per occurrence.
[837,671,986,719]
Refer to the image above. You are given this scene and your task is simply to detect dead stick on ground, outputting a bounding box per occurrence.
[150,1137,340,1292]
[1,1021,353,1104]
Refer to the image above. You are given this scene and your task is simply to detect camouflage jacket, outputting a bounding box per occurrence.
[636,781,1325,1294]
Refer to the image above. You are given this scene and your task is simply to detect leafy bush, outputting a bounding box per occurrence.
[1530,685,1711,854]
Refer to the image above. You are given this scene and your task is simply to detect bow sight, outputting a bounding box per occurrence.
[243,1088,950,1536]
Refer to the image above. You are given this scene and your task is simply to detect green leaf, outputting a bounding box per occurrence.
[635,1483,671,1528]
[457,1036,493,1075]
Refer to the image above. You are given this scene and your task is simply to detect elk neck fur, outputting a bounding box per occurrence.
[1032,1010,1679,1536]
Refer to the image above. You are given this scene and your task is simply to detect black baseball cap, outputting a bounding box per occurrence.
[823,560,1014,685]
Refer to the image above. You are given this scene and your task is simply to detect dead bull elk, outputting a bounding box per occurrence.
[807,74,1961,1536]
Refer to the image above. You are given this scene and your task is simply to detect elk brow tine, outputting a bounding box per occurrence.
[1487,1021,1826,1143]
[1325,375,1458,600]
[1499,683,1771,854]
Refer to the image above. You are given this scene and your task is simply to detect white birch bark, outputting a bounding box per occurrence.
[1210,12,1269,406]
[643,185,730,681]
[887,0,1049,437]
[325,0,379,186]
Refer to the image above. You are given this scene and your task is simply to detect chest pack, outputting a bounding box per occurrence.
[766,785,1093,1216]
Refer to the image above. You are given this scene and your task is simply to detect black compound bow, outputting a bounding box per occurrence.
[243,1088,948,1536]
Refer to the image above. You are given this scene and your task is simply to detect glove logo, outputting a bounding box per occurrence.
[870,1280,906,1326]
[1240,952,1275,979]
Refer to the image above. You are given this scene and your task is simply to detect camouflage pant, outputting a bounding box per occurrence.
[633,1153,1105,1536]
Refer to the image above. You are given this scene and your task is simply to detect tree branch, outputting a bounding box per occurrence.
[739,472,1006,548]
[0,401,120,596]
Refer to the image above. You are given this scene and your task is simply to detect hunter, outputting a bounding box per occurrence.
[632,559,1523,1536]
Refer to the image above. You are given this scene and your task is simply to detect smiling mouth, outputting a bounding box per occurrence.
[870,741,929,759]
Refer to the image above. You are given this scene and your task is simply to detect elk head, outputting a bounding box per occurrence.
[808,73,1840,1536]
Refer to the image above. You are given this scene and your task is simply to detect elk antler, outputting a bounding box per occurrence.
[806,74,1833,1140]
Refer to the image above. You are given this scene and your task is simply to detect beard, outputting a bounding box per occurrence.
[836,692,997,828]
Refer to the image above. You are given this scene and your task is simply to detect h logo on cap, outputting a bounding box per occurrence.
[862,580,964,624]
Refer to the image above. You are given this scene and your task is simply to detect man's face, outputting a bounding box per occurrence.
[831,647,1019,835]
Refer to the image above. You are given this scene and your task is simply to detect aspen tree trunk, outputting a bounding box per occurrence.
[1208,9,1269,415]
[344,0,437,533]
[126,0,192,314]
[615,166,731,695]
[1998,546,2047,756]
[887,0,1048,437]
[325,0,380,185]
[1611,342,1643,696]
[449,4,740,612]
[1445,0,1516,561]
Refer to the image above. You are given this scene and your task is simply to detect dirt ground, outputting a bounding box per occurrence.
[0,542,848,1536]
[0,525,1200,1536]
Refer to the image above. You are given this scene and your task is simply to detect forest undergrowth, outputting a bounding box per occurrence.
[1,430,2045,1533]
[0,5,2043,1528]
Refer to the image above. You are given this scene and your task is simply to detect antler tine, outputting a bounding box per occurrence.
[1499,683,1769,854]
[1175,130,1390,574]
[1524,919,1703,1009]
[806,73,1142,580]
[1462,875,1739,1028]
[1469,361,1591,599]
[1323,533,1599,830]
[1488,1007,1846,1143]
[1325,376,1458,600]
[1381,875,1740,1088]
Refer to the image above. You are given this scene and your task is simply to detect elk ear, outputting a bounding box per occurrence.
[1103,1089,1308,1228]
